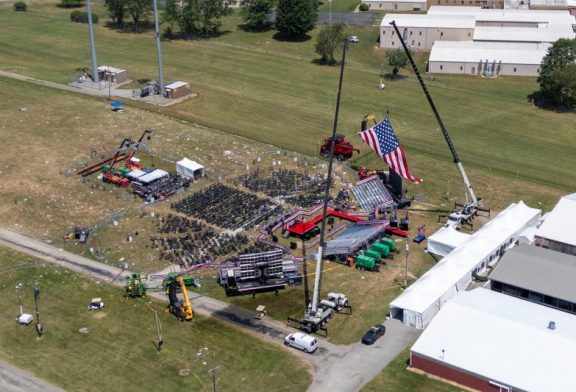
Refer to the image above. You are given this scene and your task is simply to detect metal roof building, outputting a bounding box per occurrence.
[489,245,576,314]
[429,40,550,75]
[535,193,576,256]
[410,288,576,392]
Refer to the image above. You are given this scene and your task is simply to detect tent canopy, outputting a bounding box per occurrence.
[176,158,204,181]
[427,226,471,257]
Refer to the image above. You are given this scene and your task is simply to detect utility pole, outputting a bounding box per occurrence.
[86,0,99,84]
[404,236,410,289]
[15,283,23,315]
[329,0,333,25]
[152,0,165,103]
[153,310,163,352]
[33,283,43,337]
[209,366,222,392]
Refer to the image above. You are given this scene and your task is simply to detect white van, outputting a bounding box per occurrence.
[284,332,318,353]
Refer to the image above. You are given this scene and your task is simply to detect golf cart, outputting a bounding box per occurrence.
[255,305,266,320]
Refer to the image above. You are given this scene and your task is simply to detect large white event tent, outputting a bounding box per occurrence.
[389,201,541,329]
[176,158,205,181]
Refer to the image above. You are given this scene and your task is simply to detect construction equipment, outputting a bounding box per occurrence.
[124,129,152,171]
[290,40,351,336]
[390,21,490,230]
[124,273,146,298]
[102,138,131,188]
[320,293,350,312]
[162,272,200,294]
[167,277,193,321]
[319,134,359,161]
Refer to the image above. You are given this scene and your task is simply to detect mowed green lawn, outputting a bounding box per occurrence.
[0,1,574,196]
[0,246,311,392]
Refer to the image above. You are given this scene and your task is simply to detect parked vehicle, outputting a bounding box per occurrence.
[88,297,104,311]
[16,313,33,326]
[284,332,319,353]
[361,325,386,345]
[348,35,360,43]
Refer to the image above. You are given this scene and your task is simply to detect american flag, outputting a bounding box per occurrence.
[359,118,423,184]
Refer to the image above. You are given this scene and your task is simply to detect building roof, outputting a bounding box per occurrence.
[390,201,541,316]
[381,14,476,29]
[97,65,126,74]
[474,25,575,43]
[429,40,550,64]
[535,193,576,247]
[428,5,575,23]
[490,245,576,303]
[411,288,576,392]
[530,0,576,7]
[165,81,190,89]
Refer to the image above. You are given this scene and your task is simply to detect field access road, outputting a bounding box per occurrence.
[0,360,64,392]
[0,228,420,391]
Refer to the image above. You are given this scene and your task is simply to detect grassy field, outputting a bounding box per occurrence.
[0,1,574,196]
[361,349,464,392]
[0,246,312,392]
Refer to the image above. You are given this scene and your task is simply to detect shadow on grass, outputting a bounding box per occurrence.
[237,23,274,33]
[526,91,576,113]
[310,58,341,67]
[105,21,155,34]
[273,32,312,42]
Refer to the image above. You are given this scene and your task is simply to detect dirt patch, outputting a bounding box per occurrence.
[92,312,108,320]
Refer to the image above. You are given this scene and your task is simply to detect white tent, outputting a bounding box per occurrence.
[427,226,471,257]
[176,158,205,181]
[389,201,541,329]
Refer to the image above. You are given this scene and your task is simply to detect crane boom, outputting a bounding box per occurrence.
[126,129,152,164]
[177,277,194,320]
[389,21,477,206]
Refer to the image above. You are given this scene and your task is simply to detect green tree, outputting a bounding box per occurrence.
[276,0,317,37]
[13,1,27,11]
[537,38,576,109]
[179,0,234,37]
[163,0,181,30]
[105,0,126,26]
[386,49,408,79]
[315,24,345,65]
[241,0,275,31]
[126,0,151,29]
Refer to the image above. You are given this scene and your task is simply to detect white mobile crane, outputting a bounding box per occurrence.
[288,40,352,335]
[389,21,490,229]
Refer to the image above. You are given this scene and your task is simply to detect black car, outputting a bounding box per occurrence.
[361,325,386,345]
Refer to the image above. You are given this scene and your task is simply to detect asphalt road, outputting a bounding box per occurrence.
[0,228,420,391]
[0,360,64,392]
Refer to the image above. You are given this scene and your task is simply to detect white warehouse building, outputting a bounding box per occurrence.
[380,6,576,76]
[428,41,550,76]
[362,0,427,12]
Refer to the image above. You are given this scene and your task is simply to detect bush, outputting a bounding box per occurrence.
[359,3,369,11]
[59,0,84,8]
[13,1,27,11]
[70,10,99,23]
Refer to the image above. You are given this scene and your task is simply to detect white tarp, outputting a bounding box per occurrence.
[535,193,576,247]
[126,169,146,180]
[411,288,576,392]
[176,158,204,181]
[427,226,471,257]
[390,201,541,329]
[136,169,168,184]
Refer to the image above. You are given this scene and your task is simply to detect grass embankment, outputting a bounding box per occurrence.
[361,349,465,392]
[0,246,312,392]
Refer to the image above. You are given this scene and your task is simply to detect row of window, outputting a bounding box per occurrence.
[492,281,576,314]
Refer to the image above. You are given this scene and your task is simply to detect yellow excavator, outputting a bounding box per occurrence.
[167,276,193,321]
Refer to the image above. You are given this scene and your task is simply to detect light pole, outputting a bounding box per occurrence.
[15,283,23,315]
[404,236,410,289]
[153,310,163,352]
[209,366,222,392]
[329,0,333,25]
[33,283,43,337]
